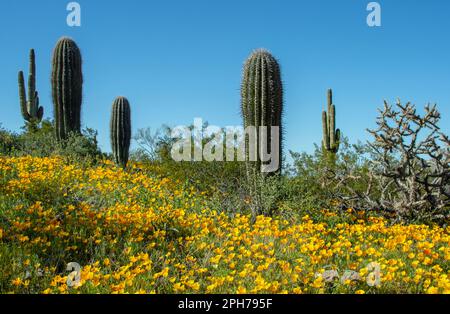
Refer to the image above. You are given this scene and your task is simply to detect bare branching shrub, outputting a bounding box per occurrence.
[133,127,165,161]
[337,101,449,224]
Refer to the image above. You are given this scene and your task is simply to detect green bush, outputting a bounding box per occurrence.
[287,137,372,215]
[0,120,103,164]
[133,125,246,193]
[57,127,103,164]
[0,125,19,155]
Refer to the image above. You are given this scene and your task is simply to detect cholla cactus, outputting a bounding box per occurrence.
[322,89,340,154]
[18,49,43,123]
[110,97,131,168]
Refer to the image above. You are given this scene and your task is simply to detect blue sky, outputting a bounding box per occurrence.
[1,0,449,154]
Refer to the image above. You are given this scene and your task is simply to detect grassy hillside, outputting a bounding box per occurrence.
[1,156,449,294]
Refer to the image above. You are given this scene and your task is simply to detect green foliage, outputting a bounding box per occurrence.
[132,125,246,195]
[288,137,371,215]
[18,49,43,123]
[60,128,102,164]
[0,121,102,163]
[14,120,55,157]
[0,243,51,293]
[110,97,132,168]
[132,124,287,219]
[0,125,19,155]
[132,124,251,216]
[51,37,83,141]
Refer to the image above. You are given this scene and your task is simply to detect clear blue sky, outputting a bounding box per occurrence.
[1,0,449,154]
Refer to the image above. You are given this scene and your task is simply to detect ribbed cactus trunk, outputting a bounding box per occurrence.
[110,97,131,169]
[241,49,283,216]
[51,37,83,141]
[322,89,340,164]
[18,49,43,123]
[241,49,283,174]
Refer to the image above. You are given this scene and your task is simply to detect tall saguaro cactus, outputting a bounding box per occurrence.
[322,89,340,154]
[241,49,283,216]
[110,97,131,168]
[241,49,283,176]
[51,37,83,141]
[18,49,43,123]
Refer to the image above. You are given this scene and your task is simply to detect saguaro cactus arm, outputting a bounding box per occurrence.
[18,71,32,121]
[28,49,36,115]
[322,110,330,151]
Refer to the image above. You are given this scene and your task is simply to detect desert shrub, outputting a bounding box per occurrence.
[287,147,329,213]
[133,125,368,219]
[287,137,371,215]
[56,127,103,164]
[134,125,281,219]
[205,170,288,220]
[133,125,289,218]
[0,125,20,155]
[1,120,103,164]
[132,127,163,162]
[250,174,285,217]
[133,125,246,193]
[13,120,57,157]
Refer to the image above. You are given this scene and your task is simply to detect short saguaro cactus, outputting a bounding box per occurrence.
[110,96,132,168]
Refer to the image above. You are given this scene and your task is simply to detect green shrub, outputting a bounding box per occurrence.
[287,137,371,214]
[57,127,103,164]
[1,120,102,164]
[0,125,19,155]
[133,125,246,193]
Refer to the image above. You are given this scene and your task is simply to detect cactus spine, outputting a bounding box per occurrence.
[241,49,283,176]
[322,89,340,154]
[18,49,43,123]
[51,37,83,141]
[110,97,131,168]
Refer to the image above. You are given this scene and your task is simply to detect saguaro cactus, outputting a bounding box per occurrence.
[241,49,283,217]
[110,97,131,168]
[51,37,83,141]
[322,89,340,154]
[18,49,43,123]
[241,49,283,176]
